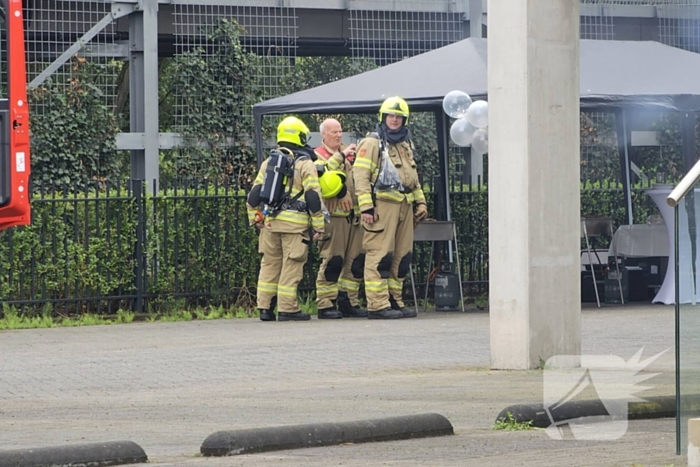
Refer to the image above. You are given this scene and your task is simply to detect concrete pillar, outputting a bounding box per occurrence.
[690,418,700,466]
[487,0,581,369]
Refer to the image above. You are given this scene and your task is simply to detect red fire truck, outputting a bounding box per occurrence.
[0,0,30,231]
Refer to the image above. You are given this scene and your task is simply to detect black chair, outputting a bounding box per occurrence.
[581,216,624,306]
[409,220,465,313]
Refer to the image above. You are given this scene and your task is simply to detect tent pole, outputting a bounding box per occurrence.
[615,109,633,225]
[681,111,697,173]
[680,111,698,307]
[434,110,453,262]
[254,113,264,167]
[434,110,452,221]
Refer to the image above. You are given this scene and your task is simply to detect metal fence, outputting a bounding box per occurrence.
[0,180,254,315]
[23,0,121,114]
[172,4,297,129]
[0,176,668,315]
[0,180,490,315]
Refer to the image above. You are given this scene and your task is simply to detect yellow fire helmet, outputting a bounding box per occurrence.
[277,116,310,147]
[319,170,347,199]
[378,96,410,125]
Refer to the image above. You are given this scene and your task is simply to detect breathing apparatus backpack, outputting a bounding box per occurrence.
[259,148,308,217]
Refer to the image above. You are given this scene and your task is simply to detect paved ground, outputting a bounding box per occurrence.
[0,303,684,466]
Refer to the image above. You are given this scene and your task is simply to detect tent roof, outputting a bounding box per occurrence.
[253,38,700,117]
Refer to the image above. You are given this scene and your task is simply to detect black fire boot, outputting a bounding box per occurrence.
[367,308,404,319]
[259,309,276,321]
[337,291,368,318]
[278,312,311,321]
[389,296,417,319]
[343,306,368,318]
[318,307,343,319]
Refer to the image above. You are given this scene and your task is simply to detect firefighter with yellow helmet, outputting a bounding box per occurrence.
[353,97,428,319]
[313,118,368,319]
[247,116,327,321]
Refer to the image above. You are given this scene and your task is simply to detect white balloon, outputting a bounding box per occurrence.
[449,118,476,147]
[466,100,489,129]
[442,90,473,119]
[472,128,489,154]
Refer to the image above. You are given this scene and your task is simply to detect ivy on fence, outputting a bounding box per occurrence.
[28,58,124,187]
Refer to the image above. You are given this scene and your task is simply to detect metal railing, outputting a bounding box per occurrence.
[667,159,700,206]
[0,179,490,315]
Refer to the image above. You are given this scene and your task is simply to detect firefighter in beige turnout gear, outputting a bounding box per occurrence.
[336,202,367,316]
[354,97,428,319]
[313,118,367,319]
[247,117,325,322]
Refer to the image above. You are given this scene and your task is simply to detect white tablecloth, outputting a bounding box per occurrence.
[611,224,669,258]
[646,186,700,305]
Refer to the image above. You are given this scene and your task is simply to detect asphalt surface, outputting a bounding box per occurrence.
[0,303,683,466]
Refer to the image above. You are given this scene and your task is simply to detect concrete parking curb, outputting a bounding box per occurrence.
[0,440,147,467]
[496,395,678,428]
[201,413,454,456]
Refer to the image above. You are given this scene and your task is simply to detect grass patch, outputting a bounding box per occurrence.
[0,286,317,330]
[116,309,135,324]
[492,412,537,431]
[0,303,257,331]
[0,305,56,330]
[474,294,488,310]
[299,296,318,315]
[158,309,193,323]
[535,356,548,370]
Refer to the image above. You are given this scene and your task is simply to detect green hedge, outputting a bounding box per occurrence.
[0,184,661,314]
[0,186,259,313]
[147,188,260,300]
[0,190,136,304]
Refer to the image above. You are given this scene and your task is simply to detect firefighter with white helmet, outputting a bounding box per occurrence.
[353,97,428,319]
[247,116,326,321]
[313,118,368,319]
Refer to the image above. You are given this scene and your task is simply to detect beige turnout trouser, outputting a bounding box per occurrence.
[338,218,365,307]
[257,229,310,313]
[315,216,351,309]
[362,199,414,312]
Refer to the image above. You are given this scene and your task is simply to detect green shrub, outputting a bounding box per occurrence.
[0,181,657,315]
[0,187,136,309]
[146,186,260,302]
[0,185,258,315]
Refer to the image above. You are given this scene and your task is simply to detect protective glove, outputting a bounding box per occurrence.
[413,204,428,226]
